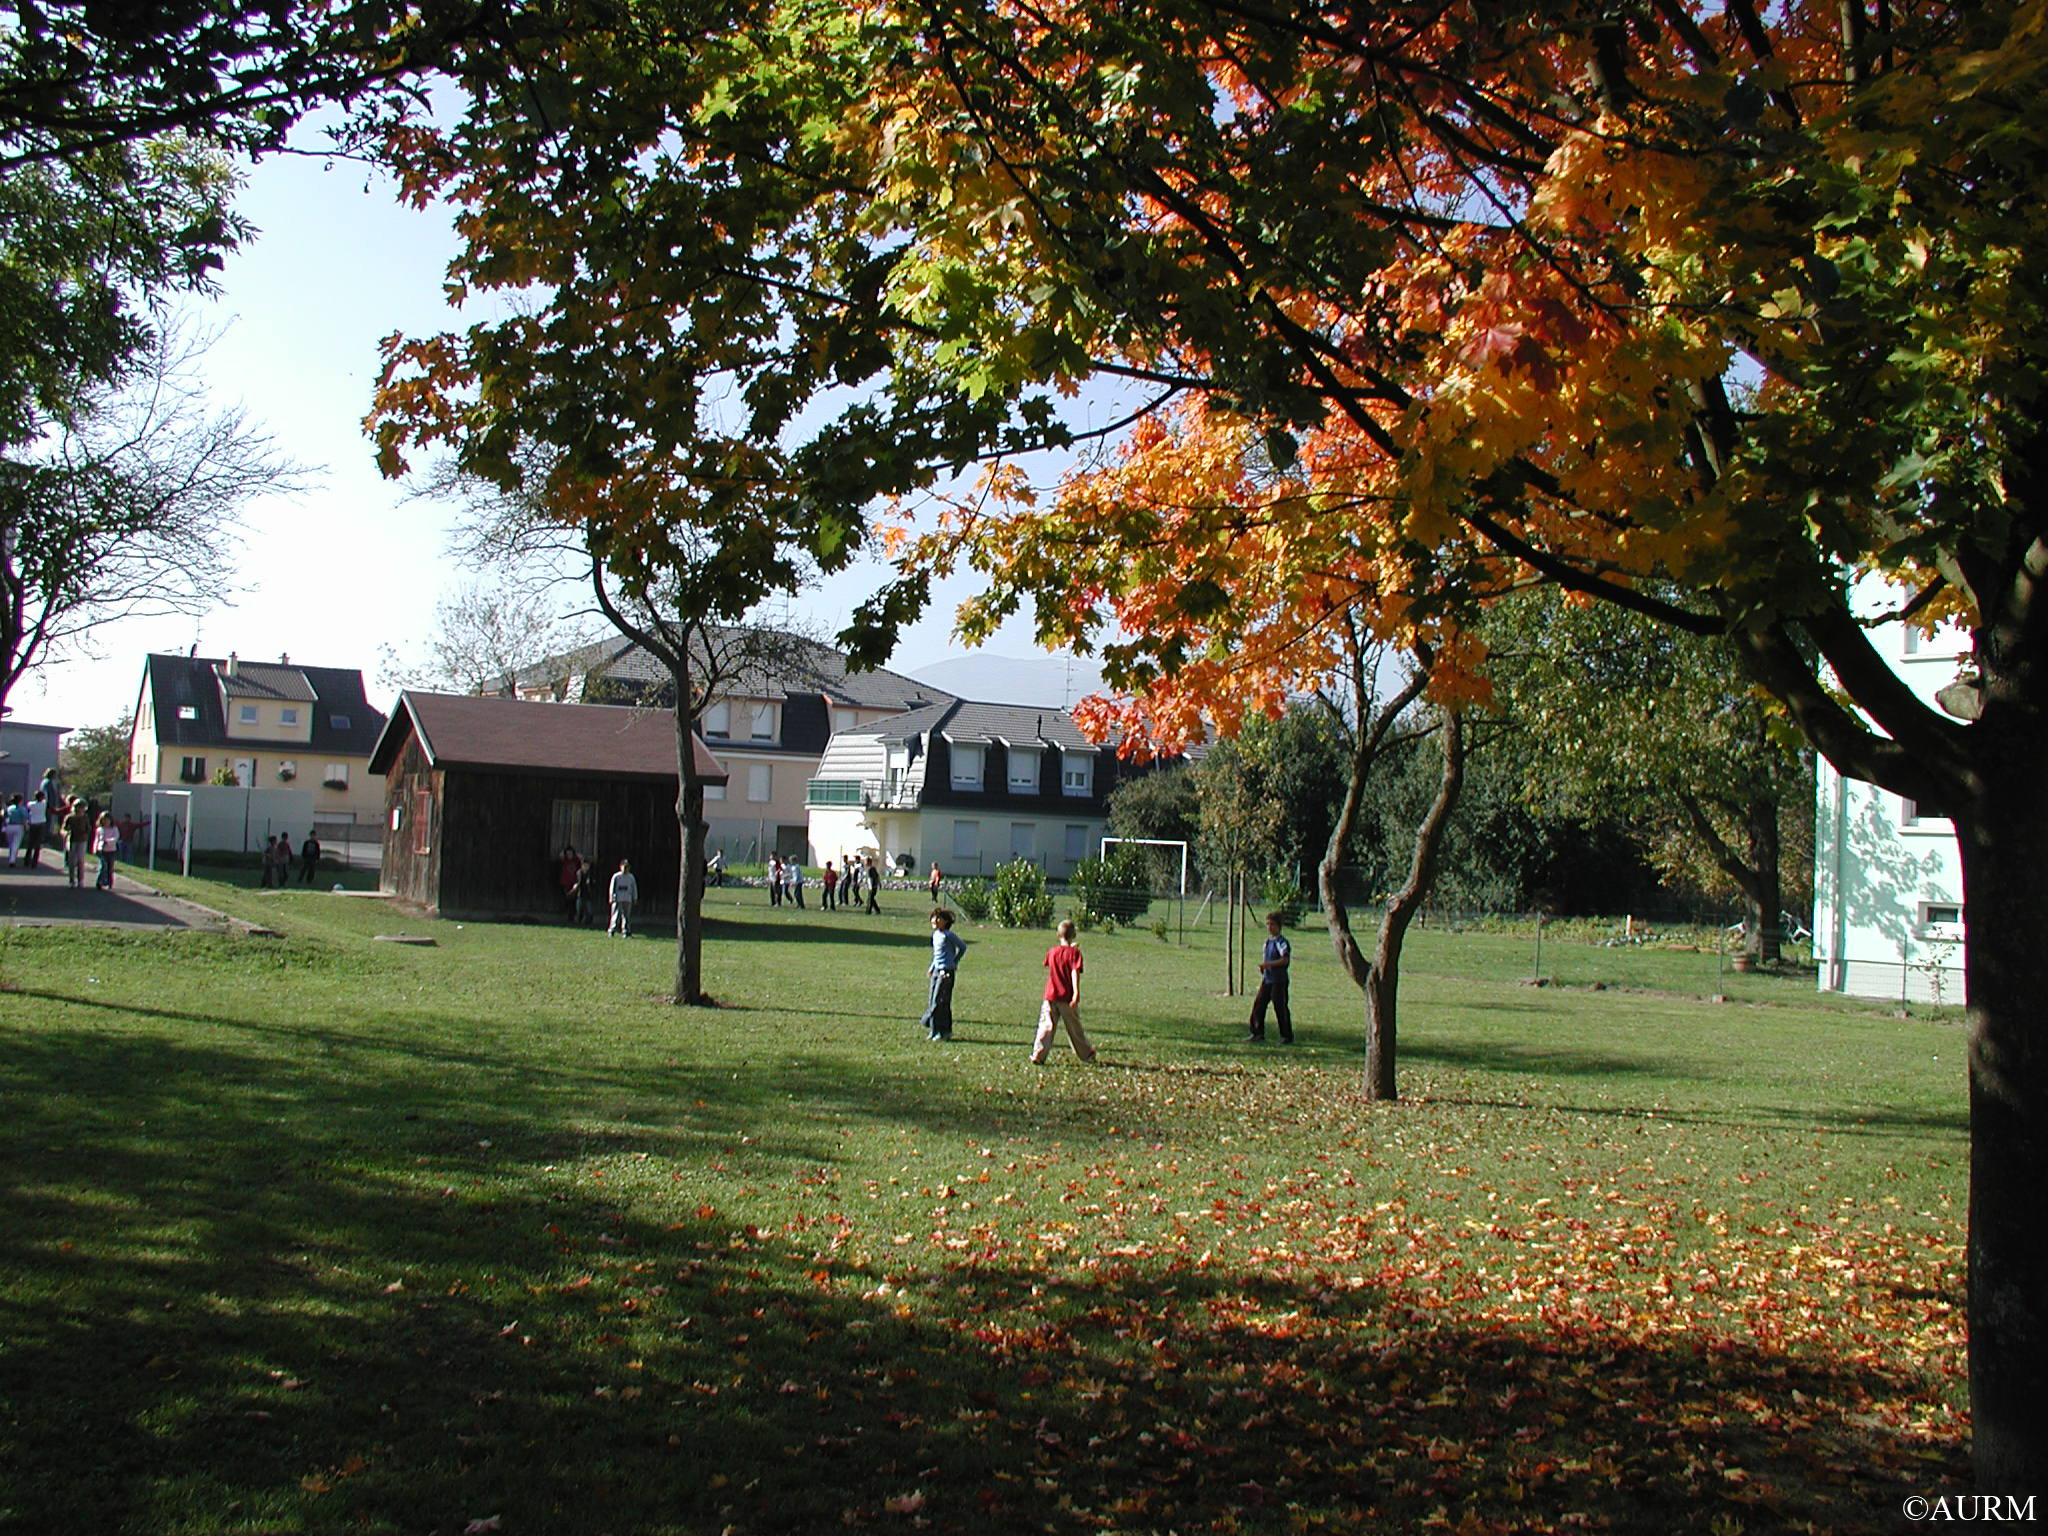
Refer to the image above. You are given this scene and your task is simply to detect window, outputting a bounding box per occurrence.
[747,763,772,802]
[1010,822,1036,860]
[1064,824,1088,862]
[1900,797,1952,832]
[831,707,860,734]
[176,705,198,721]
[950,743,984,791]
[750,703,776,741]
[704,781,725,801]
[953,820,980,861]
[323,762,349,790]
[412,788,433,855]
[238,704,259,724]
[1007,750,1039,794]
[330,714,351,730]
[549,798,598,859]
[179,755,206,783]
[280,707,300,726]
[1918,901,1965,940]
[702,701,731,737]
[1062,752,1094,796]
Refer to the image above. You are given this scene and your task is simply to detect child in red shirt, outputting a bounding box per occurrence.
[1031,919,1097,1063]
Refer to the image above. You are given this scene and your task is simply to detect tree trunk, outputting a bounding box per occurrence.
[1365,712,1466,1102]
[1674,789,1783,963]
[1744,795,1782,965]
[1957,756,2048,1491]
[674,754,708,1005]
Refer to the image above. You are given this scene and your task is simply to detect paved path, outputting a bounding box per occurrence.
[0,859,234,932]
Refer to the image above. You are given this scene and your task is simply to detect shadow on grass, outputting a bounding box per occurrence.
[0,1022,1961,1536]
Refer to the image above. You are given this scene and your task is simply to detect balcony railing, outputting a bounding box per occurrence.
[805,778,924,811]
[864,779,921,811]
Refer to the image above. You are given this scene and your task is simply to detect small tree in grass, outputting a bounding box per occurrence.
[990,859,1054,930]
[1068,844,1154,928]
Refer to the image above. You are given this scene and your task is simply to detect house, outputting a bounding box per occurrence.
[515,630,952,862]
[804,699,1167,879]
[367,691,728,920]
[127,652,388,831]
[1812,615,1968,1004]
[0,718,67,802]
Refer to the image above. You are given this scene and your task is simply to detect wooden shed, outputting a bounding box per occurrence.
[367,692,729,920]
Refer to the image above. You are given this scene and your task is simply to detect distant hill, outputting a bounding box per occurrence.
[910,652,1109,709]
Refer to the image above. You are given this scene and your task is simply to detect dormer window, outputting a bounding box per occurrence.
[1062,752,1094,796]
[951,743,984,791]
[1008,750,1039,794]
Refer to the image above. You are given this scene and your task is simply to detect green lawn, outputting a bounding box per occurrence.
[0,883,1968,1534]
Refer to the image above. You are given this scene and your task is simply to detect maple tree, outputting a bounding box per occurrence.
[344,0,2041,1484]
[807,0,2047,1488]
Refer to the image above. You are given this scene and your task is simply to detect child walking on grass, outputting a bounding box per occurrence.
[1031,919,1097,1064]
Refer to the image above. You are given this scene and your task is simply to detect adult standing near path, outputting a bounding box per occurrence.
[23,792,49,868]
[61,798,91,888]
[1031,919,1096,1064]
[864,856,881,915]
[788,859,806,909]
[920,908,967,1040]
[608,858,638,937]
[1246,912,1295,1044]
[928,862,943,903]
[821,860,838,912]
[299,831,322,885]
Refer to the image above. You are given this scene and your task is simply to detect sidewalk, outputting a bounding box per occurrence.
[0,857,232,932]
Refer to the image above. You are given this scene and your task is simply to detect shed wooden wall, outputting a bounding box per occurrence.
[434,768,682,919]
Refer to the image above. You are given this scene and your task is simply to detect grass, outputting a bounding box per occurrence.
[0,882,1968,1534]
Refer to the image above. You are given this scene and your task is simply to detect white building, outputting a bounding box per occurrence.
[806,699,1172,879]
[1812,615,1969,1004]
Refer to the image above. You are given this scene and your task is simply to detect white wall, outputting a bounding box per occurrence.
[112,782,316,855]
[1813,604,1967,1003]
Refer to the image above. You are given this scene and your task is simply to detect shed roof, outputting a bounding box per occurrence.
[369,692,729,783]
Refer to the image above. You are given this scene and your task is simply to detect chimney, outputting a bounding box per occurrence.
[227,651,239,677]
[279,652,289,665]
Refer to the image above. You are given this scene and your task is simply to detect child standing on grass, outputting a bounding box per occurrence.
[608,858,639,937]
[921,908,966,1040]
[1246,911,1294,1043]
[1031,919,1096,1064]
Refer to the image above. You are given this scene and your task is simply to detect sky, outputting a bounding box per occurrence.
[14,142,1106,735]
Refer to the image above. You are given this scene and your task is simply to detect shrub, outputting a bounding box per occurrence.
[954,877,993,921]
[1067,844,1155,928]
[990,858,1054,929]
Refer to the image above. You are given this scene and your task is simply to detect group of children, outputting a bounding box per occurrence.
[258,832,322,887]
[556,846,643,936]
[1,780,123,891]
[918,907,1295,1061]
[768,853,885,913]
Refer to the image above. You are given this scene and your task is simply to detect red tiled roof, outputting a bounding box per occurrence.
[370,693,728,783]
